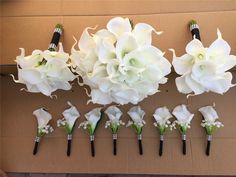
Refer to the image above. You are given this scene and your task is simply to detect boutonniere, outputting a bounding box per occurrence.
[79,108,103,157]
[105,105,125,155]
[33,108,54,155]
[71,16,171,105]
[11,24,76,97]
[57,101,80,156]
[153,106,173,156]
[172,104,194,155]
[127,106,146,155]
[171,20,236,97]
[199,105,223,156]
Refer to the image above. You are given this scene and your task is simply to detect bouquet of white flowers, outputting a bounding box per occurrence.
[71,17,171,105]
[171,20,236,97]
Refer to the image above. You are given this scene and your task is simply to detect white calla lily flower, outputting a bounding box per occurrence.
[172,104,194,133]
[172,29,236,96]
[106,17,132,38]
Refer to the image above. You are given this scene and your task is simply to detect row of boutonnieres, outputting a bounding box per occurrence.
[33,103,223,157]
[11,18,236,103]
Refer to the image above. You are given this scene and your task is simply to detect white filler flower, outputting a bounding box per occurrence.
[71,17,171,105]
[172,29,236,97]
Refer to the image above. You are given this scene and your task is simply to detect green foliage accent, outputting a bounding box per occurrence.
[110,123,119,134]
[189,19,197,26]
[129,19,134,29]
[205,125,217,135]
[37,128,45,137]
[131,124,142,135]
[180,125,187,134]
[55,24,63,30]
[158,125,166,135]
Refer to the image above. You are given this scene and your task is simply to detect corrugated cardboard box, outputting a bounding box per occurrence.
[0,0,236,175]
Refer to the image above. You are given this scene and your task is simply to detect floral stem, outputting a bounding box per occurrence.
[159,135,164,156]
[112,134,117,156]
[138,134,143,155]
[182,134,186,155]
[90,135,95,157]
[67,134,72,157]
[48,24,63,51]
[33,136,40,155]
[206,135,212,156]
[189,19,201,41]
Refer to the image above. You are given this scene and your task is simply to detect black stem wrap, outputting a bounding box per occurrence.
[48,24,63,51]
[190,21,201,41]
[90,140,95,157]
[67,139,72,156]
[206,140,211,156]
[138,139,143,155]
[182,139,186,155]
[33,141,39,155]
[159,140,163,156]
[113,139,117,156]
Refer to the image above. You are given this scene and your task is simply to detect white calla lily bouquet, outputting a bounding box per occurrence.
[172,20,236,97]
[12,24,76,97]
[71,17,171,105]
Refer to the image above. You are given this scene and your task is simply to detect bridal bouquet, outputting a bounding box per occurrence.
[11,24,76,97]
[71,17,171,105]
[172,20,236,97]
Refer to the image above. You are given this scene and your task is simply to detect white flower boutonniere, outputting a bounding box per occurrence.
[153,106,173,156]
[127,106,145,155]
[33,108,54,155]
[79,107,103,157]
[199,105,223,156]
[171,20,236,97]
[105,105,125,155]
[71,17,171,105]
[172,104,194,155]
[57,101,80,156]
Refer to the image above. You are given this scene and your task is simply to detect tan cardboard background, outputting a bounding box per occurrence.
[1,0,236,175]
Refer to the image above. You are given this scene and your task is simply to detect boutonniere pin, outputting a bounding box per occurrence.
[171,20,236,97]
[153,107,173,156]
[57,101,80,156]
[127,106,146,155]
[79,108,103,157]
[199,105,223,156]
[172,104,194,155]
[105,105,125,155]
[33,108,54,155]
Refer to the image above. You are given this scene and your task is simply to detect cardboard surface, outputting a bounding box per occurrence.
[1,11,236,64]
[0,70,236,175]
[1,0,236,175]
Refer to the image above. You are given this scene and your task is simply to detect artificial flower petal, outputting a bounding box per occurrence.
[33,108,52,129]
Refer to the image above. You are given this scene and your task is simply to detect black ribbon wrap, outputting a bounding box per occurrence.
[90,135,95,157]
[190,21,201,41]
[48,24,63,51]
[112,133,117,156]
[182,134,186,155]
[206,135,212,156]
[33,136,40,155]
[138,134,143,155]
[159,135,164,156]
[67,134,72,156]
